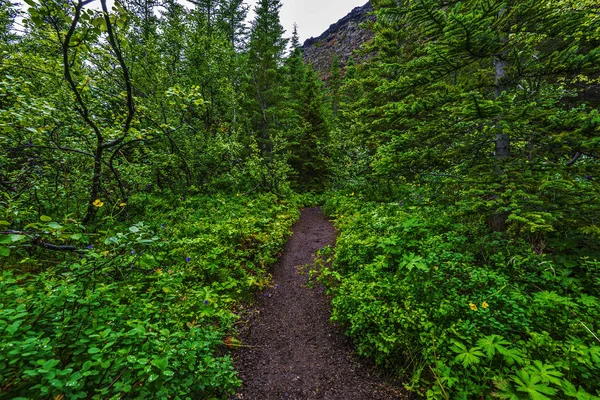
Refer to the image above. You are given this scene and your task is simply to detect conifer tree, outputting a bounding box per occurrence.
[217,0,248,50]
[355,0,600,230]
[290,66,329,190]
[285,23,305,110]
[246,0,287,163]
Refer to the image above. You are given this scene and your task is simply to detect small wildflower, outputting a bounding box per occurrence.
[585,175,592,180]
[185,257,191,262]
[482,302,489,309]
[161,224,166,229]
[469,303,478,311]
[351,192,355,196]
[119,202,127,207]
[87,245,93,250]
[131,250,135,255]
[204,300,209,305]
[92,199,104,208]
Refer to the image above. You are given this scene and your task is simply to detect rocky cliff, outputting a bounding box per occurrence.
[302,2,374,78]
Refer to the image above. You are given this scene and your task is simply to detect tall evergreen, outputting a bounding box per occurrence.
[351,0,600,229]
[246,0,287,163]
[289,66,329,190]
[217,0,248,50]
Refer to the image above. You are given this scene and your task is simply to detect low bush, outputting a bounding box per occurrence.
[322,191,600,399]
[0,193,299,399]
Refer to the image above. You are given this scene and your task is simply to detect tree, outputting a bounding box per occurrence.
[287,66,330,190]
[245,0,287,187]
[345,0,600,232]
[217,0,248,50]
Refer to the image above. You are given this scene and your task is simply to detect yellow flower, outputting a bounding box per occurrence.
[119,202,127,207]
[469,303,478,311]
[351,192,355,196]
[92,199,104,208]
[482,302,489,309]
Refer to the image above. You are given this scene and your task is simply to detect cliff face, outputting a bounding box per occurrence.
[302,2,374,78]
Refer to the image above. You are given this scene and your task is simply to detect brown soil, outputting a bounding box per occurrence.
[233,208,408,400]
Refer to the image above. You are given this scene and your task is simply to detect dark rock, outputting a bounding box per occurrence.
[302,2,375,79]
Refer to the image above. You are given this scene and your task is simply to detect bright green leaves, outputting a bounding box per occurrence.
[498,362,564,400]
[0,193,295,398]
[151,357,169,371]
[398,253,429,273]
[0,233,27,257]
[0,233,26,244]
[323,194,600,398]
[475,334,525,366]
[528,361,564,387]
[477,334,511,359]
[451,341,485,368]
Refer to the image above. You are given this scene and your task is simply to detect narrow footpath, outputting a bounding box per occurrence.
[233,208,407,399]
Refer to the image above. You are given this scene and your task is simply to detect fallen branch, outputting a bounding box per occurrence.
[1,230,86,253]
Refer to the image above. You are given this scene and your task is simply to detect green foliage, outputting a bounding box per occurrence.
[321,191,600,398]
[0,193,299,398]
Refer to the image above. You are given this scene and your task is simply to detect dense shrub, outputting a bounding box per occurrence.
[0,193,299,399]
[322,191,600,399]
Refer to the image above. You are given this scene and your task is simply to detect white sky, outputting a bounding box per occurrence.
[246,0,368,42]
[14,0,368,43]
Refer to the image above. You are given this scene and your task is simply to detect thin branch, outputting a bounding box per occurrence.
[566,152,581,167]
[100,0,135,149]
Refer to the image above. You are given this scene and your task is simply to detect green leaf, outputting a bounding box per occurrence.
[82,361,93,371]
[528,361,563,386]
[477,334,510,359]
[512,369,557,400]
[70,233,83,241]
[43,359,60,370]
[40,215,52,222]
[0,234,26,244]
[0,247,10,257]
[88,348,101,354]
[151,357,169,371]
[47,222,63,230]
[501,347,526,366]
[451,341,484,368]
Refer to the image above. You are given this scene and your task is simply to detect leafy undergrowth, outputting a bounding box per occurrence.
[321,191,600,399]
[0,193,299,399]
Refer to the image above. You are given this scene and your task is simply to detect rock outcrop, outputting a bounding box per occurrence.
[302,2,374,78]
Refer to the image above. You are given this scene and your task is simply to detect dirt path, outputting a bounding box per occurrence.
[233,208,407,400]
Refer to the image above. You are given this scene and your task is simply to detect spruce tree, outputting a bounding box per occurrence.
[246,0,287,162]
[217,0,248,50]
[355,0,600,230]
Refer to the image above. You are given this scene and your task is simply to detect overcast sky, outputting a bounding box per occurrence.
[15,0,368,44]
[246,0,368,43]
